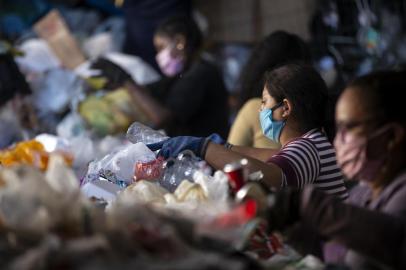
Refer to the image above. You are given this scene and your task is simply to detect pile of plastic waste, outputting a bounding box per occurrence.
[0,157,260,269]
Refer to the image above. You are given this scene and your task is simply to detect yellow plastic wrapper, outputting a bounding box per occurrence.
[79,88,149,136]
[0,140,72,170]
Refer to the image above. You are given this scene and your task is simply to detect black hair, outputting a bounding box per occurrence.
[238,30,311,108]
[155,15,202,57]
[347,70,406,127]
[264,63,329,135]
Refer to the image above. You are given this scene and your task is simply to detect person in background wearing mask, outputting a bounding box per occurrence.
[228,30,312,149]
[122,0,192,71]
[261,70,406,269]
[148,63,348,199]
[126,15,229,138]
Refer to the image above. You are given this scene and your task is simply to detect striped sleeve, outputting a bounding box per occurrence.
[268,138,320,188]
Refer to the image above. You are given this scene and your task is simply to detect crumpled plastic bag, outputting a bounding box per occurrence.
[173,180,207,203]
[0,154,87,235]
[81,179,123,201]
[118,180,168,205]
[79,88,148,136]
[162,172,231,219]
[32,69,83,114]
[74,52,160,86]
[35,133,70,153]
[0,140,72,171]
[42,130,126,179]
[15,38,61,74]
[56,112,87,139]
[45,154,79,195]
[194,170,229,203]
[82,16,125,60]
[84,142,157,185]
[71,135,126,180]
[104,52,160,85]
[0,166,60,233]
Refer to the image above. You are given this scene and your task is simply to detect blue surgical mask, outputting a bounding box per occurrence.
[259,102,286,143]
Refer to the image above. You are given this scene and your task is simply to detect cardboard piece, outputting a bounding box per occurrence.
[34,9,86,69]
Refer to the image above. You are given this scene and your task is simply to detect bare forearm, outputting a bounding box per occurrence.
[205,143,282,188]
[125,81,171,127]
[229,145,280,162]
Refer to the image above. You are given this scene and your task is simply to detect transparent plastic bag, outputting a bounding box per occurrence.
[126,122,169,145]
[84,142,157,186]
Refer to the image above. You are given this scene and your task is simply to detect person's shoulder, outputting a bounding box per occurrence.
[302,128,326,140]
[347,183,371,206]
[284,136,317,151]
[243,98,262,110]
[274,138,319,164]
[278,136,320,163]
[302,129,332,149]
[187,56,221,76]
[238,98,262,115]
[380,171,406,210]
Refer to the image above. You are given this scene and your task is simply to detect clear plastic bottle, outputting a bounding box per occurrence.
[158,150,203,192]
[126,122,169,145]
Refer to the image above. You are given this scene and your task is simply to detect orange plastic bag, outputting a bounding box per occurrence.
[0,140,72,170]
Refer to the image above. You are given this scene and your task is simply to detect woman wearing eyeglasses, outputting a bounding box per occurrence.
[262,69,406,269]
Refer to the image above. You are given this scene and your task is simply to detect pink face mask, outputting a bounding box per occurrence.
[334,125,392,182]
[156,46,184,77]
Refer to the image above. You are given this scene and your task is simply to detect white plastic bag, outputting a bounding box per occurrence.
[16,38,61,73]
[33,69,82,114]
[56,112,87,139]
[194,170,229,203]
[104,52,160,85]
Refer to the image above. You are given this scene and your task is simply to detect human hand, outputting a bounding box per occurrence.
[147,133,225,159]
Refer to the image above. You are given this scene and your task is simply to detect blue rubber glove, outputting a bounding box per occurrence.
[147,133,225,159]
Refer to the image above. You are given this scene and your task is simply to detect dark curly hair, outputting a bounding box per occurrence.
[238,30,311,108]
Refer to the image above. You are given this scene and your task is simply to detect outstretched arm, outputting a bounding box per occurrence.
[205,142,283,188]
[228,144,280,162]
[148,137,283,189]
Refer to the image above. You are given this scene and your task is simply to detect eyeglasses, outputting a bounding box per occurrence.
[336,116,384,134]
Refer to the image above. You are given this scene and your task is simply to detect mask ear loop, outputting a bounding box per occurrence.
[367,124,394,140]
[366,124,396,179]
[270,101,284,111]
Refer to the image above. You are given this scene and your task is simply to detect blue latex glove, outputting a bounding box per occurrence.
[147,133,225,159]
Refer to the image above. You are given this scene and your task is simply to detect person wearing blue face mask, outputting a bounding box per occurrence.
[259,101,285,143]
[148,63,348,199]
